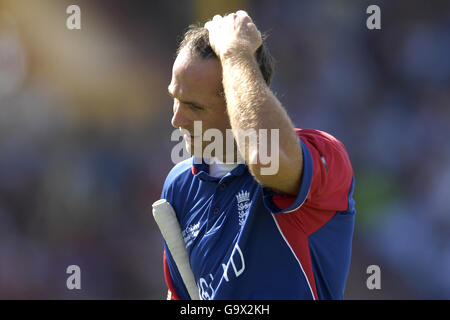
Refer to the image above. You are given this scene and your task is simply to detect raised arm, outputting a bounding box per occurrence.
[205,11,303,195]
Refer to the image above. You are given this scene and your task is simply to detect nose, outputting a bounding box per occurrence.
[171,101,191,129]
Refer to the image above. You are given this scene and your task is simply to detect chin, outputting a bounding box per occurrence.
[185,141,196,156]
[187,142,205,158]
[185,141,192,155]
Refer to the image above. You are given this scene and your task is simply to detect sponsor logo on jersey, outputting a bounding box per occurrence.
[182,222,200,247]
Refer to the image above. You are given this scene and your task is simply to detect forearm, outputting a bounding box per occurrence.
[205,11,303,194]
[221,51,303,193]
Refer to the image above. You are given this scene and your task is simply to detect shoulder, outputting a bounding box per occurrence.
[165,157,193,183]
[263,128,354,215]
[295,129,348,154]
[295,128,352,170]
[161,157,193,198]
[295,128,353,204]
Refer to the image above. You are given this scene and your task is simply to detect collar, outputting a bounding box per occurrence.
[191,157,247,181]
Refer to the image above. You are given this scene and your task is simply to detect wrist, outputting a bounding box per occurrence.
[219,45,255,63]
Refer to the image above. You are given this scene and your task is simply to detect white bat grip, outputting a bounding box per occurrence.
[152,199,200,300]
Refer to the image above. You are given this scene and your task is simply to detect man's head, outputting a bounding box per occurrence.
[168,24,274,159]
[176,25,274,86]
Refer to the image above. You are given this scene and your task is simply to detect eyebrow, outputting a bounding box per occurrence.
[167,89,207,110]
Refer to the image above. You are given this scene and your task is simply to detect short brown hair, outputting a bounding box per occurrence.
[177,24,275,86]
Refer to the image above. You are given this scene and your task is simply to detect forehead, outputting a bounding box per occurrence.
[169,49,222,98]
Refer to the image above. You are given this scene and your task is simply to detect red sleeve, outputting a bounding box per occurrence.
[263,128,354,235]
[299,129,353,211]
[163,250,180,300]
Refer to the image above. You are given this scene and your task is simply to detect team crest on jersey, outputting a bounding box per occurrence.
[236,190,251,227]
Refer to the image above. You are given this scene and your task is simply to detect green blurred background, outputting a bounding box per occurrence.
[0,0,449,299]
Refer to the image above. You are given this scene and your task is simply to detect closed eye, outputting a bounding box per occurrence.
[168,90,205,111]
[187,103,204,111]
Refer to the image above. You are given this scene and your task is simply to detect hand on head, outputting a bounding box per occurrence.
[204,10,262,60]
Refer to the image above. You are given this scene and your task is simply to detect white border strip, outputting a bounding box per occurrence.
[279,188,310,214]
[271,215,316,300]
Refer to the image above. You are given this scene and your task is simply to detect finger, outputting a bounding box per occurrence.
[212,14,222,22]
[236,10,253,26]
[236,10,249,19]
[225,12,237,19]
[246,22,258,32]
[223,13,235,25]
[249,24,262,44]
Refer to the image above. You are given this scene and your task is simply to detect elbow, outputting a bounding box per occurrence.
[248,147,303,196]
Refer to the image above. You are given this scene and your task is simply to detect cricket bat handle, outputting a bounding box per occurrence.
[152,199,200,300]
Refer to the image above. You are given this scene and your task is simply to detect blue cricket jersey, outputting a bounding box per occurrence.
[160,129,356,300]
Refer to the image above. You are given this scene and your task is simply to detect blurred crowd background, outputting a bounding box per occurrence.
[0,0,449,299]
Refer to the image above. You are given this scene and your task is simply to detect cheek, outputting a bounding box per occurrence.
[217,113,231,132]
[213,104,230,128]
[204,114,228,133]
[200,101,229,132]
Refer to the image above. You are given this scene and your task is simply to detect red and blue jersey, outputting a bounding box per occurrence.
[160,128,356,300]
